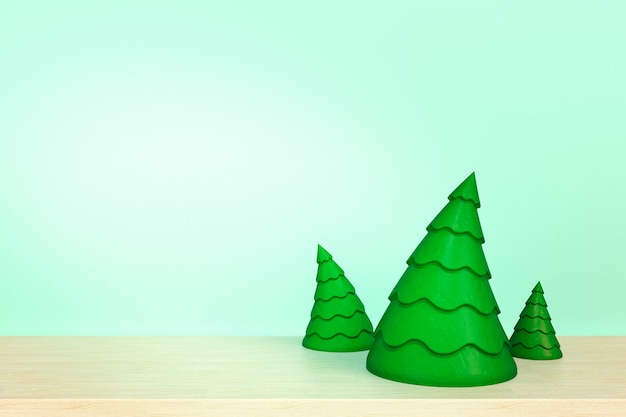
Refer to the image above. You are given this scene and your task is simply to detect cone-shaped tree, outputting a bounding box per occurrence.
[510,282,562,360]
[366,173,517,386]
[303,244,374,352]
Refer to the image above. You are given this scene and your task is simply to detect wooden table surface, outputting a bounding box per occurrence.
[0,336,624,416]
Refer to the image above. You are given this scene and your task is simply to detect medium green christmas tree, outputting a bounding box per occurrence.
[366,173,517,386]
[303,244,374,352]
[510,282,562,360]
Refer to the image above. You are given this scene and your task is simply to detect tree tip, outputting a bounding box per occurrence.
[532,281,544,293]
[448,172,481,207]
[317,244,333,263]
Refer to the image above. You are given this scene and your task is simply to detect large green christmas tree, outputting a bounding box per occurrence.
[366,173,517,386]
[302,244,374,352]
[510,282,562,360]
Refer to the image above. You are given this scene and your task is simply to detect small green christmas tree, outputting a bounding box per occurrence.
[366,173,517,386]
[302,244,374,352]
[510,282,562,360]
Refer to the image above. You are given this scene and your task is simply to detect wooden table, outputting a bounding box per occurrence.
[0,336,624,416]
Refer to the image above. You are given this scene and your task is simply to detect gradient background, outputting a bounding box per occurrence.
[1,1,625,335]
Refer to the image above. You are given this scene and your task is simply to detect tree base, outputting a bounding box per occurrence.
[366,337,517,387]
[511,344,563,360]
[302,331,373,352]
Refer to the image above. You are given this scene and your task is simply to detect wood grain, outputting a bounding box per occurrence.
[0,336,624,416]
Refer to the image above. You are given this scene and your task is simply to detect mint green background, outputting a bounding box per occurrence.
[1,1,624,335]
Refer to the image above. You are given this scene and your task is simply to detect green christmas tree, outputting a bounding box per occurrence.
[510,282,562,360]
[366,173,517,386]
[303,244,374,352]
